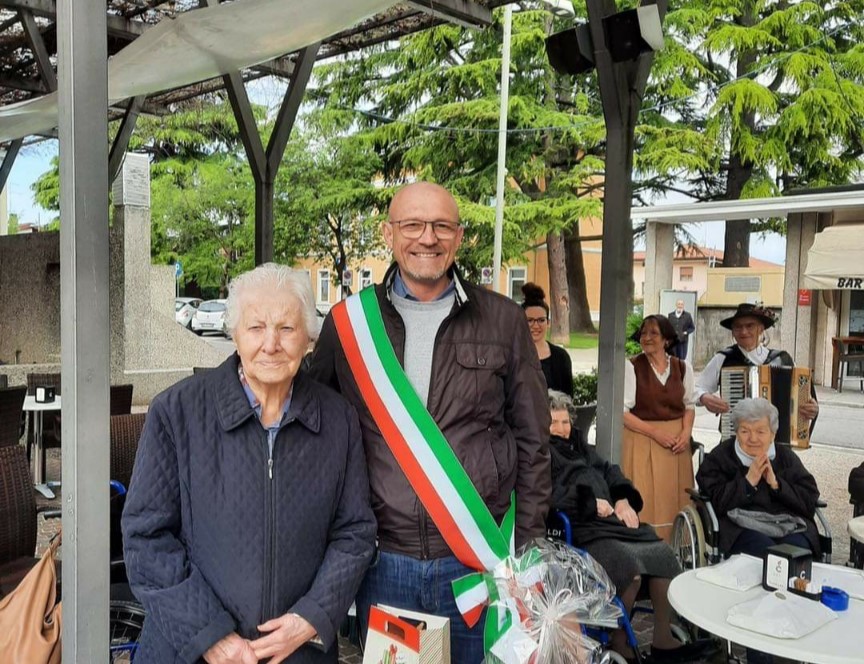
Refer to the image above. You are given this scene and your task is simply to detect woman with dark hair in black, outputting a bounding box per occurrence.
[521,283,573,396]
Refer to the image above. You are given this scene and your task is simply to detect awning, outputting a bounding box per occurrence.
[803,224,864,289]
[0,0,394,143]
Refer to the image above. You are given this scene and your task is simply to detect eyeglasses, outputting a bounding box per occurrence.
[526,317,548,326]
[390,220,461,239]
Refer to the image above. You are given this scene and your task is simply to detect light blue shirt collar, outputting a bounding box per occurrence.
[393,268,456,302]
[734,438,776,467]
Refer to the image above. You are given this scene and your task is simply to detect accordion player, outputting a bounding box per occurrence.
[720,365,813,448]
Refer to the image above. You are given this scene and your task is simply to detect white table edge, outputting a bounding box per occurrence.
[668,569,863,664]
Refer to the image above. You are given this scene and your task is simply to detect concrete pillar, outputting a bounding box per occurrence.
[643,221,674,315]
[782,211,822,374]
[110,153,152,380]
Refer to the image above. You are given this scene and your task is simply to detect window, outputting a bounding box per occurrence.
[679,266,694,282]
[508,267,527,301]
[318,270,331,303]
[359,267,373,290]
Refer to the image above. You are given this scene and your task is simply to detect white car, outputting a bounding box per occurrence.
[192,299,228,336]
[175,297,202,329]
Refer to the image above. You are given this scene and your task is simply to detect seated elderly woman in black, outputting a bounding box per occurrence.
[548,390,711,664]
[696,397,820,558]
[123,263,376,664]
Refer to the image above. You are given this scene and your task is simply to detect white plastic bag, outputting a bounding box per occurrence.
[726,590,836,639]
[697,554,762,591]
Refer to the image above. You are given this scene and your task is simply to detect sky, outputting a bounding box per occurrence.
[5,136,787,265]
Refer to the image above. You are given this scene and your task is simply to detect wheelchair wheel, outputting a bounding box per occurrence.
[109,600,145,662]
[600,650,630,664]
[670,623,690,644]
[671,504,706,570]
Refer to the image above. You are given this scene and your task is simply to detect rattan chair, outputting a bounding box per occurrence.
[110,384,134,416]
[0,386,26,448]
[0,446,43,598]
[110,413,147,491]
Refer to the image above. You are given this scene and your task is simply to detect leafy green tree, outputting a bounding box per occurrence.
[31,97,276,295]
[652,0,864,265]
[308,7,607,334]
[274,130,388,297]
[6,212,19,234]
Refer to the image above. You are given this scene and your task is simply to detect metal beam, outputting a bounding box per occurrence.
[0,0,148,39]
[588,0,668,464]
[266,43,319,175]
[0,73,46,92]
[108,95,144,184]
[631,189,864,224]
[223,70,266,180]
[0,137,22,191]
[406,0,492,29]
[57,0,110,661]
[19,6,56,91]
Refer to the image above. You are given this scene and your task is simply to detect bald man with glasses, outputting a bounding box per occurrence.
[310,182,550,663]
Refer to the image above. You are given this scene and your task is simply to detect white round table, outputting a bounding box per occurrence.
[22,394,62,499]
[668,566,864,664]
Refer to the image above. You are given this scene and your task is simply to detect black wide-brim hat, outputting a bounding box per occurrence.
[720,303,776,330]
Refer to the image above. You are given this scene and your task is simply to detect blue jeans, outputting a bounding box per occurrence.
[356,551,486,664]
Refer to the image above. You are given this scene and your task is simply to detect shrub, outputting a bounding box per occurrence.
[572,370,598,406]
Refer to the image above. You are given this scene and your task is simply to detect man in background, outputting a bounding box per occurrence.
[668,299,695,360]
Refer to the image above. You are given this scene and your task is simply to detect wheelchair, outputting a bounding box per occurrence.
[547,511,691,664]
[849,462,864,570]
[109,480,145,662]
[670,456,833,571]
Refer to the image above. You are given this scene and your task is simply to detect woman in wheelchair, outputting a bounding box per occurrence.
[548,390,713,663]
[695,397,820,558]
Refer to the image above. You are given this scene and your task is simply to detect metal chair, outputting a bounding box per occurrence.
[24,373,62,476]
[0,385,26,448]
[837,338,864,393]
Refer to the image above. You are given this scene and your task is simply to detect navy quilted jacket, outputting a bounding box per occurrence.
[122,354,376,663]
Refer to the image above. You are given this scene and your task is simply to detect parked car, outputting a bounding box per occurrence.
[175,297,202,329]
[191,299,228,336]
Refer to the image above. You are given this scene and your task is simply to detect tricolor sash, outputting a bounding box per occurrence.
[332,287,536,660]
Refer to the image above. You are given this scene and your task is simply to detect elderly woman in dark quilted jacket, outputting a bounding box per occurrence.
[122,264,376,664]
[696,397,820,558]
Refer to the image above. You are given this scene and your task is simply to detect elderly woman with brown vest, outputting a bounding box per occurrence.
[622,315,695,542]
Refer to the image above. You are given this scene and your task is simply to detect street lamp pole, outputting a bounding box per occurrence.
[492,4,512,295]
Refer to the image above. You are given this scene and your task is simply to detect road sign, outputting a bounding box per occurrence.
[174,261,183,279]
[480,266,493,285]
[342,269,353,287]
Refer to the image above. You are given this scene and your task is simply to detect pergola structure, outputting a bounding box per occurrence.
[0,1,511,659]
[0,0,510,262]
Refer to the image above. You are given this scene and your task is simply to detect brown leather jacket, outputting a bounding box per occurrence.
[309,264,551,559]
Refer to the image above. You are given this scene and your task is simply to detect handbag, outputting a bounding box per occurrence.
[0,534,62,664]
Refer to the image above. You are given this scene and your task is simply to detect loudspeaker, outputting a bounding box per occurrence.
[545,23,595,76]
[603,5,664,63]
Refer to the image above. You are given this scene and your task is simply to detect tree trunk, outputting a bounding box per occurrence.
[723,1,756,268]
[547,230,570,344]
[565,225,596,333]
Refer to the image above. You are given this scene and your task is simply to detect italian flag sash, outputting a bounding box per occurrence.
[331,287,520,642]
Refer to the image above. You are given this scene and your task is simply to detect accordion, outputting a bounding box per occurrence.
[719,365,812,448]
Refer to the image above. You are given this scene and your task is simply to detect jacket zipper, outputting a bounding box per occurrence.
[261,428,276,625]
